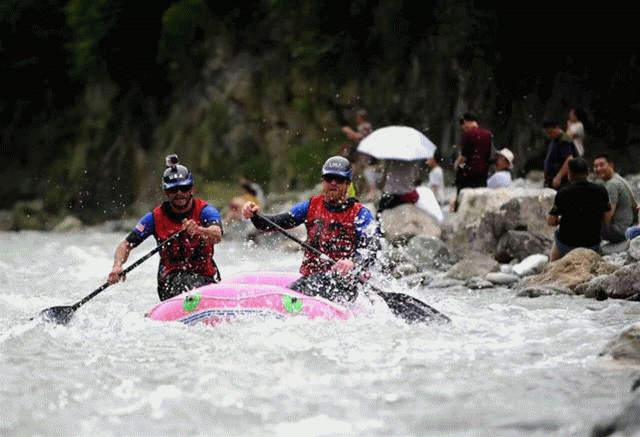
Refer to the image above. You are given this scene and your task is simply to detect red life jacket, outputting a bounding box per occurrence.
[152,198,217,279]
[300,195,363,276]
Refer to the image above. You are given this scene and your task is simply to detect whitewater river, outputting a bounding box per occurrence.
[1,230,639,436]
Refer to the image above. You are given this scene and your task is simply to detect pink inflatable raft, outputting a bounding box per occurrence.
[145,271,356,325]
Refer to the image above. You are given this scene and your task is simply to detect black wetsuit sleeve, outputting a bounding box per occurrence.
[250,212,301,231]
[125,232,146,248]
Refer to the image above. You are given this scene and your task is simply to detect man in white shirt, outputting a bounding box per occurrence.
[487,148,514,189]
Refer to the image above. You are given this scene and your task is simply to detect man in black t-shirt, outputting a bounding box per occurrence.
[546,157,610,261]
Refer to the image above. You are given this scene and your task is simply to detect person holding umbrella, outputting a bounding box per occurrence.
[356,125,437,214]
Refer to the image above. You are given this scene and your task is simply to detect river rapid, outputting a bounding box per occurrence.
[1,230,639,436]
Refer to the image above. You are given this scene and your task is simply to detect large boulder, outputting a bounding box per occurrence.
[376,234,456,280]
[600,323,640,362]
[578,263,640,300]
[404,234,459,271]
[516,248,619,293]
[52,215,84,232]
[447,187,556,257]
[443,251,500,281]
[494,230,552,263]
[628,237,640,261]
[11,199,55,231]
[0,210,12,231]
[378,203,441,243]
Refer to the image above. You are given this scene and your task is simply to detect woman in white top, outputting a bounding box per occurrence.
[567,108,586,156]
[426,150,445,204]
[487,148,514,189]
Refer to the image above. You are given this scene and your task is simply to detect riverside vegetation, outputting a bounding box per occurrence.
[2,4,640,229]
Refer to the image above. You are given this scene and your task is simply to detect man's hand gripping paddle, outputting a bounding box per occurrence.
[35,231,182,325]
[253,213,450,324]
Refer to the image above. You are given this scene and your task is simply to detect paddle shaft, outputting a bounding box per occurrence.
[254,213,333,263]
[253,212,450,323]
[69,231,182,311]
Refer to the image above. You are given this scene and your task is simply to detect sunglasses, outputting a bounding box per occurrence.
[166,184,193,193]
[322,175,349,184]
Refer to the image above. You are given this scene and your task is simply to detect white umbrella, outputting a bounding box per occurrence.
[357,126,437,161]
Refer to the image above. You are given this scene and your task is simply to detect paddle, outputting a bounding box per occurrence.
[254,213,450,324]
[36,231,182,325]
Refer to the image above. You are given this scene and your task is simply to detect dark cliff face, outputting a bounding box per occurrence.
[1,5,639,225]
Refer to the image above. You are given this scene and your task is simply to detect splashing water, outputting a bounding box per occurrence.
[0,230,638,436]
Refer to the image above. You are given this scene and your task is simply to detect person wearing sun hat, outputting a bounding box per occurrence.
[487,148,514,189]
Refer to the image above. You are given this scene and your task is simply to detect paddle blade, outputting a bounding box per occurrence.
[379,292,450,324]
[40,306,75,325]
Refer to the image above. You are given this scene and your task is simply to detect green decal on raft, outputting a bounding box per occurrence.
[183,293,201,312]
[282,295,303,314]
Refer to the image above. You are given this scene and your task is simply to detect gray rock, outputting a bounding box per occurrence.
[494,230,551,263]
[405,234,458,271]
[466,276,495,289]
[574,275,612,299]
[600,240,629,256]
[516,284,573,298]
[600,323,640,361]
[516,248,618,293]
[11,199,52,230]
[428,277,465,289]
[52,215,84,232]
[400,271,434,287]
[0,210,12,231]
[628,237,640,261]
[444,251,500,281]
[447,187,556,257]
[485,272,520,285]
[601,263,640,300]
[512,254,549,276]
[378,203,441,243]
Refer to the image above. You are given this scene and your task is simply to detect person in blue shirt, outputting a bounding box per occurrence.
[108,155,223,301]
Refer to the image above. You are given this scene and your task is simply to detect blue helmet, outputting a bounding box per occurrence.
[162,154,194,190]
[321,156,352,181]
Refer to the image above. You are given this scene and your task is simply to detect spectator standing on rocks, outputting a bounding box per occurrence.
[543,120,579,190]
[593,153,638,244]
[452,112,493,211]
[546,157,610,261]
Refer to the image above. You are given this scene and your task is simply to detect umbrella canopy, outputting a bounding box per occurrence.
[357,126,437,161]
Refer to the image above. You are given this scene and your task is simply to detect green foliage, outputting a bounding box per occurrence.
[286,138,336,188]
[64,0,112,79]
[159,0,213,83]
[234,138,271,185]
